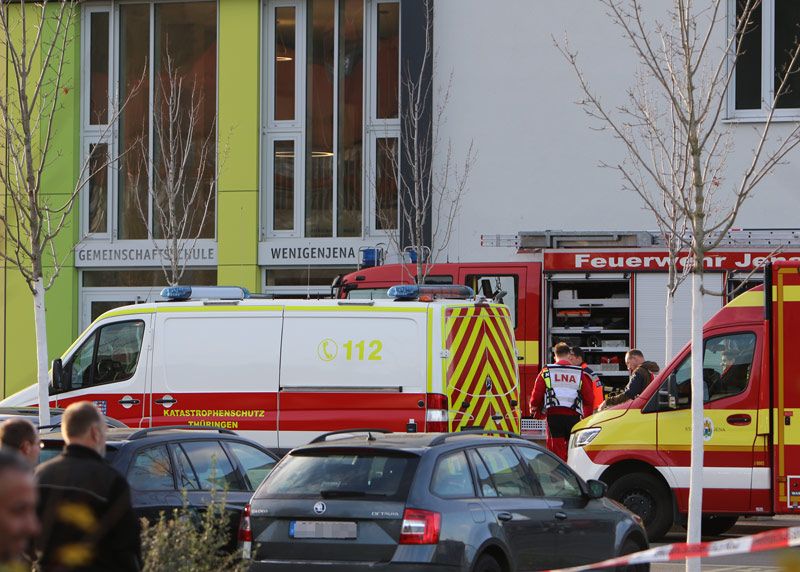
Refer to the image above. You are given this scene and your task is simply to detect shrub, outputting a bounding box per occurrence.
[140,491,248,572]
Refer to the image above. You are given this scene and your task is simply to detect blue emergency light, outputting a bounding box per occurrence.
[160,286,250,301]
[388,284,474,301]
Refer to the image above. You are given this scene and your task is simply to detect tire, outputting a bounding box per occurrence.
[607,473,673,542]
[474,554,503,572]
[616,538,649,572]
[701,515,739,537]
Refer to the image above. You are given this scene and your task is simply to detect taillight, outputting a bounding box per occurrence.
[399,508,441,544]
[425,393,449,432]
[238,504,253,559]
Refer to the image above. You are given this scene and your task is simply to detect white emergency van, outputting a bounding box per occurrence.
[1,286,520,448]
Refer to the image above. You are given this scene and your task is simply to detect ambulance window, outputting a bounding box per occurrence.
[656,331,756,409]
[466,275,518,327]
[704,333,756,402]
[64,333,97,391]
[93,321,145,385]
[128,446,175,491]
[179,441,241,491]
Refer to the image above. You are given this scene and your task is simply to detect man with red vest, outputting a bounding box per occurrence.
[530,342,595,461]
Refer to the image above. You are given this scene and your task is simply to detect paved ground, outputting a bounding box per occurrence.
[652,517,800,571]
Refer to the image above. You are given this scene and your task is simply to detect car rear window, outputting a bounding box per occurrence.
[259,450,419,501]
[38,444,118,465]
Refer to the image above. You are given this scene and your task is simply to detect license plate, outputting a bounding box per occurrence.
[290,520,357,539]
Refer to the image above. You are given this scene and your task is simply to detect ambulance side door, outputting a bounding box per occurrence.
[655,329,761,513]
[460,267,529,411]
[53,315,152,427]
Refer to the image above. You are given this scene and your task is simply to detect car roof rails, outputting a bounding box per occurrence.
[428,429,525,447]
[309,428,392,444]
[128,425,238,440]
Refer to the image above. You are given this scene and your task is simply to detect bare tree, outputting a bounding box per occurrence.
[128,55,217,286]
[0,1,138,425]
[376,0,476,283]
[558,0,800,563]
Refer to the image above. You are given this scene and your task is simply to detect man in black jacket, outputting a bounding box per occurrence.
[35,402,141,571]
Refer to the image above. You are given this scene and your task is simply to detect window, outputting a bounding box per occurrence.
[261,452,417,501]
[81,2,217,239]
[264,0,400,238]
[172,443,201,490]
[227,442,278,491]
[517,447,583,499]
[474,446,536,498]
[467,275,518,327]
[179,441,241,491]
[128,446,175,490]
[652,332,756,409]
[431,451,475,498]
[732,0,800,115]
[58,321,145,392]
[467,449,498,498]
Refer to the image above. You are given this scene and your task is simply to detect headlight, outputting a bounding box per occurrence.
[571,427,601,448]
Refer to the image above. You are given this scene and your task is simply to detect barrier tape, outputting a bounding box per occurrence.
[546,526,800,572]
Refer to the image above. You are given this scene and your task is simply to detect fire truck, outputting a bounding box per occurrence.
[334,230,800,437]
[568,260,800,541]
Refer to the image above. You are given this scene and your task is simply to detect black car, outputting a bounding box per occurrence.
[0,406,128,432]
[241,430,648,572]
[40,426,279,539]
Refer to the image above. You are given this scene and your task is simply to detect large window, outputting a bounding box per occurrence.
[81,2,217,239]
[264,0,400,238]
[732,0,800,116]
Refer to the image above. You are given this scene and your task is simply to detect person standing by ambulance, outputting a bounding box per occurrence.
[530,342,595,460]
[568,346,604,413]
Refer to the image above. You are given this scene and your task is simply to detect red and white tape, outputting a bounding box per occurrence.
[547,526,800,572]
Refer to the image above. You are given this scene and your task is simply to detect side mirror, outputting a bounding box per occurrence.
[586,479,607,499]
[51,358,64,392]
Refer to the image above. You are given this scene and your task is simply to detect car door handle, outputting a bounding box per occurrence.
[727,414,751,426]
[496,512,513,522]
[155,397,177,405]
[118,398,140,406]
[554,512,568,521]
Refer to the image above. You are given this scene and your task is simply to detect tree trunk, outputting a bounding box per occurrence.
[665,290,674,366]
[33,277,52,427]
[686,270,705,572]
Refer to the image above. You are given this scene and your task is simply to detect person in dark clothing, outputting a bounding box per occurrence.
[600,349,660,409]
[35,402,141,572]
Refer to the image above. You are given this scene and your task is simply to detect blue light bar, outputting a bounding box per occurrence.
[160,286,250,301]
[388,284,474,301]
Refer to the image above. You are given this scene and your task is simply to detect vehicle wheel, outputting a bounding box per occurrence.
[616,538,649,572]
[474,554,502,572]
[607,473,673,542]
[701,515,738,537]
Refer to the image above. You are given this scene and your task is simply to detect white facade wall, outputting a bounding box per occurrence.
[433,0,800,263]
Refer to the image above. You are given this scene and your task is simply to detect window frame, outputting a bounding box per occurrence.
[645,330,758,411]
[470,445,537,499]
[221,439,278,492]
[80,0,219,240]
[59,319,146,392]
[728,0,800,120]
[261,0,402,239]
[429,449,477,500]
[514,445,585,499]
[175,439,247,492]
[126,444,178,491]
